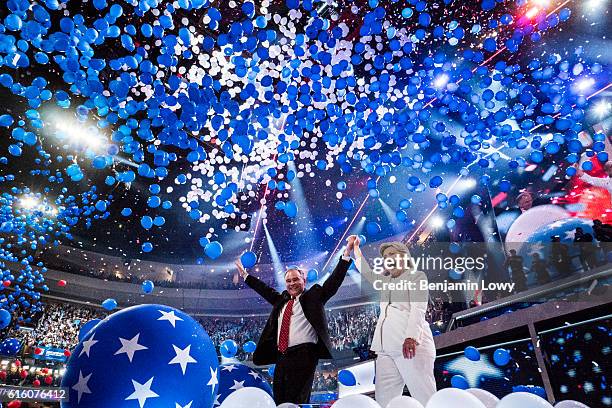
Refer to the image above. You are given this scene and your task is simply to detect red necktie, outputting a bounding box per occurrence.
[278,298,295,353]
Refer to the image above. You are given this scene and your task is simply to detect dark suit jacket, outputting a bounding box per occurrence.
[245,257,351,365]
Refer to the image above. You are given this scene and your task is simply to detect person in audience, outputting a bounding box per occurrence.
[550,236,572,277]
[576,163,612,204]
[574,227,599,271]
[592,219,612,243]
[530,253,550,285]
[504,249,527,293]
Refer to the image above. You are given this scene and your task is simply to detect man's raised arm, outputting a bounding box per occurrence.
[320,236,355,303]
[351,236,377,283]
[235,260,282,305]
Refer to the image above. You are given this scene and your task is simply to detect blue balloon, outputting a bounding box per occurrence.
[216,363,272,405]
[205,241,223,260]
[240,251,257,268]
[307,268,318,282]
[0,338,21,356]
[61,305,218,408]
[140,216,153,229]
[366,221,381,235]
[284,201,298,217]
[220,339,238,358]
[451,374,469,389]
[101,298,117,311]
[142,242,153,252]
[78,319,101,342]
[242,341,256,353]
[0,309,11,329]
[338,369,357,386]
[142,280,154,294]
[493,348,511,366]
[341,198,354,211]
[464,346,480,361]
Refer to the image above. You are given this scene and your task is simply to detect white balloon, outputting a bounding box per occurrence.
[220,387,276,408]
[386,395,424,408]
[505,205,569,249]
[425,388,486,408]
[554,401,591,408]
[332,394,381,408]
[497,392,554,408]
[465,389,499,408]
[277,404,300,408]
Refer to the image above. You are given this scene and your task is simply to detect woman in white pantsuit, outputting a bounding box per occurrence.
[349,237,437,408]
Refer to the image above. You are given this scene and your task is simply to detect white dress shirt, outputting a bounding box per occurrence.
[275,254,351,348]
[277,293,318,348]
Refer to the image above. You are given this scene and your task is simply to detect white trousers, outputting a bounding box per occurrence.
[374,342,437,407]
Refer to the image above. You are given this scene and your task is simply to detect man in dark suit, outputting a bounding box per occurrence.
[235,237,355,405]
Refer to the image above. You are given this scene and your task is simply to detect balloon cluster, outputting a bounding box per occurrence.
[0,0,606,327]
[0,186,111,319]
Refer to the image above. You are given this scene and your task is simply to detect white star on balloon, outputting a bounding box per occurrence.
[72,370,92,403]
[222,364,238,372]
[528,242,545,255]
[168,344,197,375]
[114,333,148,363]
[79,333,98,358]
[207,367,219,394]
[230,380,245,391]
[445,355,503,388]
[248,370,260,380]
[564,229,577,240]
[548,220,567,229]
[176,402,193,408]
[125,377,159,408]
[158,310,183,328]
[213,393,222,407]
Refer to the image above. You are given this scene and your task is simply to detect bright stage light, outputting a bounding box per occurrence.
[575,77,595,93]
[43,110,106,151]
[18,195,58,216]
[593,100,611,117]
[525,7,540,18]
[54,120,104,149]
[433,74,449,89]
[430,216,444,229]
[460,178,477,189]
[19,196,39,210]
[586,0,606,11]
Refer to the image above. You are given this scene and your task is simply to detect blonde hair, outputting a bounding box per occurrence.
[379,241,410,256]
[379,241,416,272]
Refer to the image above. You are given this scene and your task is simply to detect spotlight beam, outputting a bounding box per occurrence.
[320,178,378,273]
[249,153,277,252]
[586,82,612,100]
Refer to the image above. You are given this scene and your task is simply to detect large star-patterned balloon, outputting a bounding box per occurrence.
[61,304,219,408]
[215,363,272,406]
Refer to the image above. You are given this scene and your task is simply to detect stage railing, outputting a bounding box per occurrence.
[446,264,612,331]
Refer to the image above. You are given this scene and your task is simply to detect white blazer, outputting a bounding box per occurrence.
[354,247,433,355]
